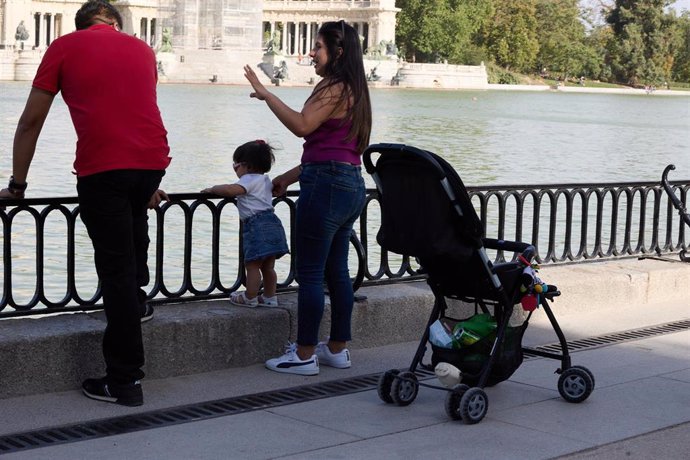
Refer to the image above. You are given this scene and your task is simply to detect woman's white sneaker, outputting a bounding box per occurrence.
[265,343,319,375]
[315,342,351,368]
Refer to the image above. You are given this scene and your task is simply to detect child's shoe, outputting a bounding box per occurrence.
[230,291,258,307]
[257,295,279,307]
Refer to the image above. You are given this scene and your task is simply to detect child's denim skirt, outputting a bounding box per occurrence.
[242,210,289,263]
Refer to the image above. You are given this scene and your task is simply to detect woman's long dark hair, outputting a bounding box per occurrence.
[308,20,372,154]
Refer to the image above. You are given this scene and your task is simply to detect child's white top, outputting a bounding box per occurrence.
[236,173,274,220]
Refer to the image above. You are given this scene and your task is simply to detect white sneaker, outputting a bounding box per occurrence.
[315,342,351,369]
[434,362,462,388]
[265,343,319,375]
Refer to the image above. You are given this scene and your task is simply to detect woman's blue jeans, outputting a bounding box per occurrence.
[296,162,366,346]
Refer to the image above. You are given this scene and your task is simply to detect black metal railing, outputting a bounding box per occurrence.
[1,179,687,318]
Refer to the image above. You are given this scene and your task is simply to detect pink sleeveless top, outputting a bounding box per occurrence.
[301,118,361,165]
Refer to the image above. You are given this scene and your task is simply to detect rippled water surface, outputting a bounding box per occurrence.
[1,82,688,305]
[1,82,688,195]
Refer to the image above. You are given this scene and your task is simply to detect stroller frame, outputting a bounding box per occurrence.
[662,164,690,262]
[363,143,594,424]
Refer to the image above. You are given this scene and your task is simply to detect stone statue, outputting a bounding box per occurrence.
[159,27,173,53]
[367,66,381,82]
[385,42,398,56]
[265,38,276,54]
[274,60,288,80]
[15,21,29,42]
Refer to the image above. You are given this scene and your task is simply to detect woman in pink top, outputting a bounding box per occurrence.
[244,20,372,375]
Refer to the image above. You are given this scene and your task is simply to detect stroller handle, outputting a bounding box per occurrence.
[661,164,690,227]
[362,143,448,180]
[483,238,535,260]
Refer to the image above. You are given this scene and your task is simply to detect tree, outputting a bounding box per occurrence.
[535,0,590,78]
[670,12,690,82]
[481,0,540,73]
[606,0,677,85]
[396,0,492,64]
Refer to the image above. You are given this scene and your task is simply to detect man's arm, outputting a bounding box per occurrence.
[0,87,55,198]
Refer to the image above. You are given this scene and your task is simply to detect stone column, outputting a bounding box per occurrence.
[43,13,53,48]
[150,18,157,46]
[281,21,287,53]
[292,21,298,56]
[305,22,312,54]
[32,13,40,49]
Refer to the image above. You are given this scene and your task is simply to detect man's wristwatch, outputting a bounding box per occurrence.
[7,176,27,196]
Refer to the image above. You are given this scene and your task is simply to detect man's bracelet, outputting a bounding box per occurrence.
[8,176,27,196]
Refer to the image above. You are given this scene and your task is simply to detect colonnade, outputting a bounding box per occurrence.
[263,20,369,56]
[139,17,157,47]
[25,14,157,49]
[31,12,62,49]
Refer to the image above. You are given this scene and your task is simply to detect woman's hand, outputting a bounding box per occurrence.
[272,166,302,197]
[244,65,270,101]
[271,175,289,197]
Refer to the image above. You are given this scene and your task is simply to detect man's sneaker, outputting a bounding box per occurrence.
[315,342,351,369]
[265,343,319,375]
[82,377,143,406]
[141,304,154,323]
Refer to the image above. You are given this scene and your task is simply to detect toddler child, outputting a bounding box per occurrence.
[202,140,288,307]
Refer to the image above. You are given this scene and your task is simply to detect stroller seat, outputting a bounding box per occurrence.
[363,143,594,424]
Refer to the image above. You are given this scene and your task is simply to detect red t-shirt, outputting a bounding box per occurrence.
[32,24,171,177]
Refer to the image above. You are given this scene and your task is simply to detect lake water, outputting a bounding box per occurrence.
[1,81,689,306]
[1,81,689,196]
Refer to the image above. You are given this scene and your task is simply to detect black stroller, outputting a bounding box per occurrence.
[362,143,594,424]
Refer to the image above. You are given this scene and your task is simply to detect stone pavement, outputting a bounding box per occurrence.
[0,258,689,458]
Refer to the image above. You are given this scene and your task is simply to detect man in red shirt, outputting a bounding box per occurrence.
[1,0,171,406]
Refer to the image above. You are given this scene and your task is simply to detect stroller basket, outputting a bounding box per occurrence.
[431,320,528,387]
[363,143,594,424]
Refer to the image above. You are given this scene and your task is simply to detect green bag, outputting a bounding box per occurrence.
[451,313,496,347]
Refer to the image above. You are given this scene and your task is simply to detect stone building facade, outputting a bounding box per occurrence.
[0,0,398,54]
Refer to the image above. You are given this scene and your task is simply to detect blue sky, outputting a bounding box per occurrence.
[672,0,690,12]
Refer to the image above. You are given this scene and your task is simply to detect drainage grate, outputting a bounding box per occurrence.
[1,319,688,455]
[524,318,690,356]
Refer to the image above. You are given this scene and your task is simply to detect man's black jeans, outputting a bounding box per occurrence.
[77,169,164,384]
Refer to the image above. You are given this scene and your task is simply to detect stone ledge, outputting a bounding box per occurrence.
[0,257,687,399]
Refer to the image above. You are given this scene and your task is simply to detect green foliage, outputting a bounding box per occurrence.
[393,0,690,86]
[670,12,690,82]
[535,0,589,78]
[481,0,540,73]
[485,62,522,84]
[396,0,492,64]
[605,0,676,85]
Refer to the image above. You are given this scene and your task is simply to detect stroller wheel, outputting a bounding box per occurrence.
[558,367,594,403]
[570,365,596,390]
[390,371,419,406]
[377,369,400,404]
[444,384,470,420]
[460,387,489,424]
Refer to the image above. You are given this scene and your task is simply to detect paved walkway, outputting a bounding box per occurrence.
[1,298,688,459]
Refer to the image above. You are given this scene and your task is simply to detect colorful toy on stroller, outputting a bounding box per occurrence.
[362,143,595,424]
